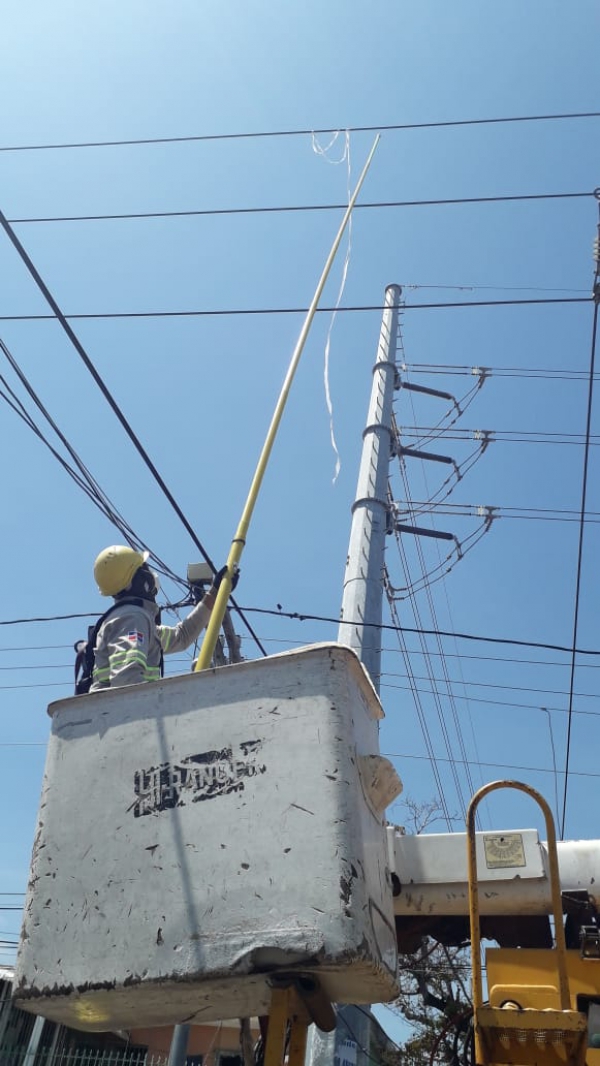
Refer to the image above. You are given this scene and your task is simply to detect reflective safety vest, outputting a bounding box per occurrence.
[90,597,212,690]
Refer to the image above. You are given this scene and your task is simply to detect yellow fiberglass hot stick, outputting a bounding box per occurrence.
[195,134,381,672]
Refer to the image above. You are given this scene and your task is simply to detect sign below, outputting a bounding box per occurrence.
[483,832,526,869]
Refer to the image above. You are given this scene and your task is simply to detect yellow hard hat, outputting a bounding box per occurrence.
[94,545,150,596]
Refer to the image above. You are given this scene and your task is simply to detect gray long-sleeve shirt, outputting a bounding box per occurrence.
[90,597,212,690]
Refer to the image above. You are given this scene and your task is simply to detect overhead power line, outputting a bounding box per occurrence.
[393,502,600,524]
[401,362,599,381]
[6,658,600,701]
[2,604,596,658]
[0,336,187,591]
[5,662,600,729]
[0,737,597,786]
[0,612,94,625]
[1,111,599,153]
[6,735,597,789]
[240,607,600,656]
[5,190,593,225]
[382,668,600,702]
[398,426,600,447]
[380,680,600,720]
[6,637,600,672]
[383,750,600,782]
[0,209,266,658]
[561,292,600,837]
[401,284,589,294]
[7,671,600,720]
[0,297,590,324]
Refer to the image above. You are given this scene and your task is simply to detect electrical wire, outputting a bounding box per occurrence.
[2,604,600,656]
[0,297,590,322]
[397,426,600,446]
[399,376,486,452]
[0,670,595,724]
[386,508,495,598]
[385,317,466,818]
[4,190,592,225]
[395,348,489,816]
[381,670,600,702]
[262,635,600,670]
[385,587,453,828]
[387,487,470,815]
[7,667,600,723]
[401,362,600,381]
[391,501,600,524]
[4,636,600,672]
[3,656,600,790]
[0,209,266,657]
[384,750,600,782]
[0,337,186,591]
[391,417,491,518]
[0,644,73,650]
[389,413,497,594]
[404,284,589,293]
[0,613,97,625]
[0,114,596,831]
[1,110,599,152]
[539,706,561,830]
[380,680,600,719]
[561,276,600,839]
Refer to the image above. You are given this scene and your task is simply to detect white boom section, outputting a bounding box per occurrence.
[390,827,600,915]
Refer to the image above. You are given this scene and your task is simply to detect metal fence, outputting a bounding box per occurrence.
[0,1049,168,1066]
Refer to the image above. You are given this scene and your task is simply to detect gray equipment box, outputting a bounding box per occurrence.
[14,644,401,1030]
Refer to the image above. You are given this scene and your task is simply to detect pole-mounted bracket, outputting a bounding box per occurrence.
[398,445,455,465]
[400,380,455,403]
[394,521,454,541]
[389,434,455,463]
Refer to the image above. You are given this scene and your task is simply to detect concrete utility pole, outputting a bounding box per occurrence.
[338,284,402,693]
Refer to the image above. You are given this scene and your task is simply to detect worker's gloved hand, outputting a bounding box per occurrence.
[189,583,206,605]
[212,564,240,592]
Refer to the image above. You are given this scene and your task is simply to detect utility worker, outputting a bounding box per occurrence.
[89,545,236,691]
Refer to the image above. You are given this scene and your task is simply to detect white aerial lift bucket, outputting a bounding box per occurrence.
[13,643,401,1030]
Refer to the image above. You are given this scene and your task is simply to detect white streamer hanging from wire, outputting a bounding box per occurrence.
[311,129,352,483]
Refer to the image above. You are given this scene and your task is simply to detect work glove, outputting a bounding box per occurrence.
[189,583,205,605]
[212,564,240,592]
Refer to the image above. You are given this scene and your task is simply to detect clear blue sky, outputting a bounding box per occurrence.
[0,0,599,1044]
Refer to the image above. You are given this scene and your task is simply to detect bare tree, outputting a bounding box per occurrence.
[391,798,473,1065]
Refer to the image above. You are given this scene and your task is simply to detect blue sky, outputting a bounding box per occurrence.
[0,0,599,1044]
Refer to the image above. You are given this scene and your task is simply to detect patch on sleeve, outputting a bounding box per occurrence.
[127,630,145,645]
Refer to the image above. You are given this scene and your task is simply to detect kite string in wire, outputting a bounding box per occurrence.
[311,129,351,483]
